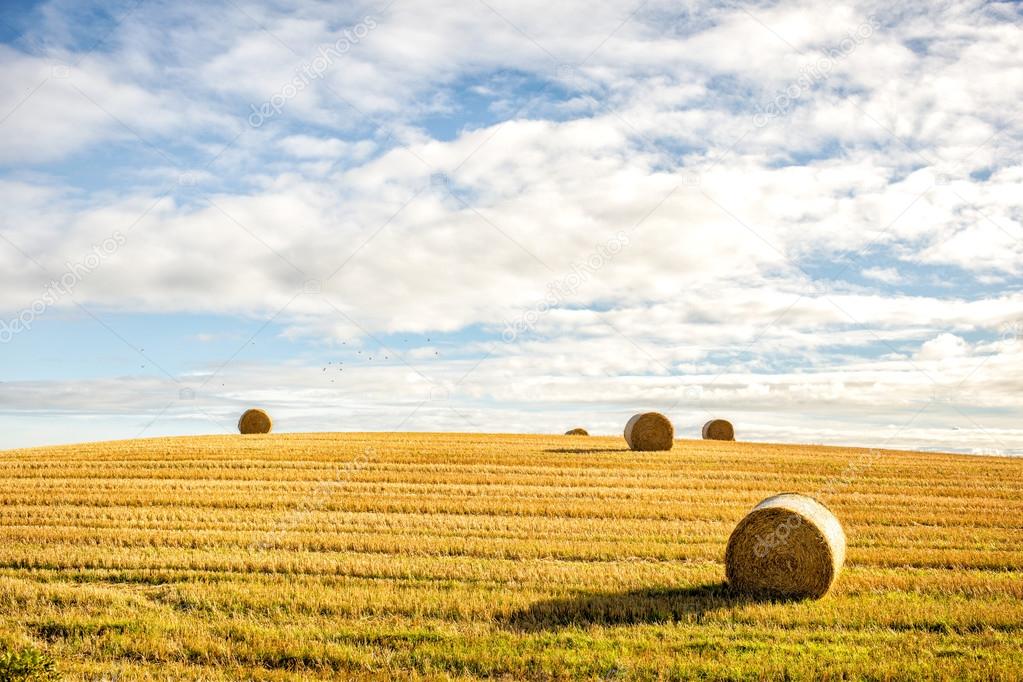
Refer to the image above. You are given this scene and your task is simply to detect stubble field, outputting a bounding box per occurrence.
[0,432,1021,680]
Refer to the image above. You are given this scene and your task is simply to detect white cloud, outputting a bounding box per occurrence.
[917,332,970,361]
[277,135,375,160]
[861,267,902,284]
[0,48,228,164]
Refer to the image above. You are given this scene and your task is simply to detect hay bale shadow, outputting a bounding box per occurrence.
[501,582,793,632]
[544,448,632,454]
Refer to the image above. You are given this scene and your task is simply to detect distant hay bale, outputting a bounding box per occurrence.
[565,428,589,436]
[623,412,674,451]
[725,493,846,599]
[238,408,272,435]
[702,419,735,441]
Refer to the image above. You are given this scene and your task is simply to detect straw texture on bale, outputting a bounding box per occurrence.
[564,428,589,436]
[238,408,273,435]
[623,412,674,451]
[702,419,735,441]
[725,493,846,599]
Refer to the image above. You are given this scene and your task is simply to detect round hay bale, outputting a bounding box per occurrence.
[564,428,589,436]
[702,419,735,441]
[623,412,674,451]
[238,408,272,435]
[725,493,846,599]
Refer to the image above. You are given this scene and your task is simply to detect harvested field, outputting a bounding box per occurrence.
[0,432,1021,680]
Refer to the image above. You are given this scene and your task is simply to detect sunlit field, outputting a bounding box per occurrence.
[1,432,1021,680]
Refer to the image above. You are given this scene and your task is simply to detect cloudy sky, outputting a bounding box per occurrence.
[0,0,1020,454]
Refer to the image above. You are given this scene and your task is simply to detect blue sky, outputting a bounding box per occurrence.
[0,0,1021,453]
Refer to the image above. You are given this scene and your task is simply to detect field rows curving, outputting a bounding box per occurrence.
[1,433,1021,680]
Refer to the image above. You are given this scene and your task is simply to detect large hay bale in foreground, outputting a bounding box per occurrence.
[702,419,735,441]
[725,493,846,599]
[565,428,589,436]
[238,408,273,435]
[623,412,674,451]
